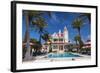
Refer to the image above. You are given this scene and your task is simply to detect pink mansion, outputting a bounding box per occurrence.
[44,26,69,53]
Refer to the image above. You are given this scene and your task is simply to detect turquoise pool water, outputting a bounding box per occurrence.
[48,53,80,58]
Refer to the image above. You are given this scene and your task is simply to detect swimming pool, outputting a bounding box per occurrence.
[48,53,80,58]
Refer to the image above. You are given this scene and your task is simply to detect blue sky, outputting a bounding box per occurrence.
[22,11,90,43]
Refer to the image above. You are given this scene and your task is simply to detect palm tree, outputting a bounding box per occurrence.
[23,10,43,61]
[74,35,81,52]
[32,17,48,44]
[72,18,84,36]
[23,10,52,61]
[74,36,78,45]
[23,11,32,61]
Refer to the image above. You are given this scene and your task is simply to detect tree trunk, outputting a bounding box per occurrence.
[78,28,81,53]
[75,41,78,53]
[24,12,33,61]
[39,33,42,44]
[78,28,81,36]
[39,30,42,44]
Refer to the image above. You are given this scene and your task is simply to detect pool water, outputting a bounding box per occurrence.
[48,53,80,58]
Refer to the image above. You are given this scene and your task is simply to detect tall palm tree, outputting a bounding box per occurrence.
[32,17,48,44]
[72,18,84,36]
[23,10,43,61]
[23,10,52,61]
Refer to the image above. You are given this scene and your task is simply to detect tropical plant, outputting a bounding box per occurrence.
[42,32,50,42]
[72,18,85,52]
[23,10,44,60]
[23,10,52,60]
[72,18,84,36]
[32,17,48,44]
